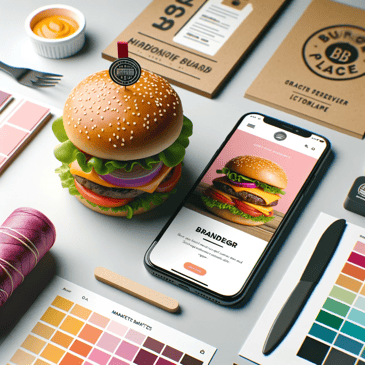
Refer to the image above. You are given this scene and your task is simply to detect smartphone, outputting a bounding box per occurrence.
[144,113,331,305]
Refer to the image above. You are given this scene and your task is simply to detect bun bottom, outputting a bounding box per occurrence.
[204,205,265,226]
[75,195,168,217]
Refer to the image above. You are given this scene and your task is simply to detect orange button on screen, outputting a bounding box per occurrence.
[184,262,207,276]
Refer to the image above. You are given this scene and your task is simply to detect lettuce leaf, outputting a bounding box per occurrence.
[217,167,285,195]
[201,195,275,223]
[53,116,193,175]
[55,163,176,219]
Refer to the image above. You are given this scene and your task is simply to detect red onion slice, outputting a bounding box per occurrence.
[100,162,163,188]
[229,179,257,188]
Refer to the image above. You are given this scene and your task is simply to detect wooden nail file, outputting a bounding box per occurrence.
[94,267,179,313]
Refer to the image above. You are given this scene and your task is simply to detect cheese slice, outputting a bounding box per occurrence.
[70,161,173,193]
[243,202,273,216]
[214,177,280,205]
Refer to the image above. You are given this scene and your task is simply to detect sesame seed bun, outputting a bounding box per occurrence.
[203,205,266,226]
[63,70,183,161]
[75,195,169,216]
[225,156,288,189]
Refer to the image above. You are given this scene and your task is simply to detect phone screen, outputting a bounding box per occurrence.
[148,113,329,298]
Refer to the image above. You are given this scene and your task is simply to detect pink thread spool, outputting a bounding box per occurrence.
[0,208,56,306]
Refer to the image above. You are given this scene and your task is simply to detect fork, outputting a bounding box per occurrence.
[0,61,62,88]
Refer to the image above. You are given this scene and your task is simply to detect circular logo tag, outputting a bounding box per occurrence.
[109,58,141,86]
[303,25,365,81]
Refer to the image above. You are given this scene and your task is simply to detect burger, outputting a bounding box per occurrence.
[201,156,287,226]
[52,69,193,218]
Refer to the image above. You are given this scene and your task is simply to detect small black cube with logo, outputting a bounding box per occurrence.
[344,176,365,217]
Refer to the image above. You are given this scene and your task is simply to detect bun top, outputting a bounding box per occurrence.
[225,155,288,189]
[63,70,183,161]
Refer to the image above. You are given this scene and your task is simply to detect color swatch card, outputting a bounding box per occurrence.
[240,213,365,365]
[0,88,55,175]
[0,276,216,365]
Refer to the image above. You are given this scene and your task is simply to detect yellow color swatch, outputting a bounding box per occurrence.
[60,315,84,336]
[51,296,74,312]
[31,322,55,340]
[21,334,46,354]
[41,343,65,363]
[71,304,92,320]
[10,349,35,365]
[40,307,66,327]
[51,330,73,348]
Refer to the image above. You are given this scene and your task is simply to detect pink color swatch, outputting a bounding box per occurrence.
[88,348,110,365]
[116,341,139,361]
[354,242,365,255]
[107,321,128,337]
[89,312,110,328]
[0,91,12,112]
[0,92,51,174]
[0,125,28,155]
[96,332,120,352]
[8,101,49,130]
[109,358,129,365]
[125,329,146,345]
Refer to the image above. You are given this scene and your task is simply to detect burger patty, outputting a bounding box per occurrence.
[73,175,145,199]
[212,180,278,207]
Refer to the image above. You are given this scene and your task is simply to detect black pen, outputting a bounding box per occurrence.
[263,219,347,355]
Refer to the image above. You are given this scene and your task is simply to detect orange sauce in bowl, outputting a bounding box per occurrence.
[33,15,79,39]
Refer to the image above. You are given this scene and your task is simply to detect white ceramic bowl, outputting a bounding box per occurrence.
[25,4,86,59]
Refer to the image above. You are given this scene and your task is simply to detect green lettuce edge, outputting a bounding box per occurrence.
[201,195,275,223]
[52,115,193,175]
[56,163,176,219]
[217,167,285,195]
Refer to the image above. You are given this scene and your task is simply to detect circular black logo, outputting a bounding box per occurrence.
[274,131,287,141]
[109,58,141,86]
[303,25,365,81]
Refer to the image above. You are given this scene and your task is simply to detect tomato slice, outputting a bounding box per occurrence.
[204,188,234,205]
[155,163,182,193]
[233,199,263,217]
[74,179,133,208]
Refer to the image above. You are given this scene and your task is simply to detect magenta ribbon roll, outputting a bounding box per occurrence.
[0,207,56,306]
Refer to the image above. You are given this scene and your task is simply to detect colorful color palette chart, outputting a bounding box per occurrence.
[0,88,52,175]
[1,276,216,365]
[239,214,365,365]
[297,240,365,365]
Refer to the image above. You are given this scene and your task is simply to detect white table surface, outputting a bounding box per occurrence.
[1,1,365,364]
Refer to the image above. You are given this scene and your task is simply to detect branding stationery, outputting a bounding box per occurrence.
[102,0,289,98]
[1,276,216,365]
[245,0,365,139]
